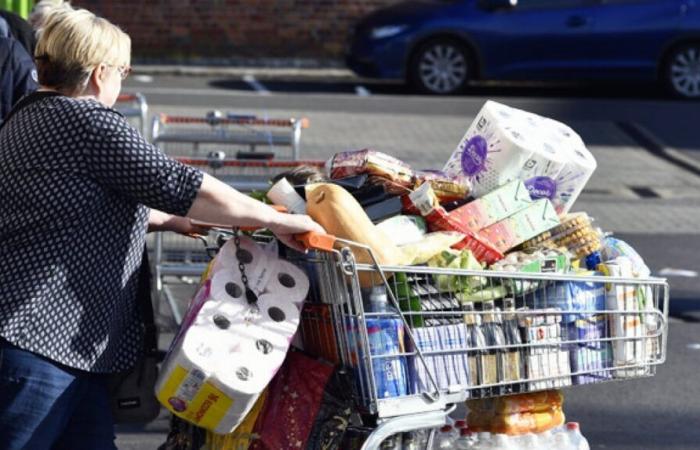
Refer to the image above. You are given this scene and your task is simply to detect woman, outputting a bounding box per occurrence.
[0,8,323,450]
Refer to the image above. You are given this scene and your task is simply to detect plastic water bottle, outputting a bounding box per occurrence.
[432,425,457,449]
[517,432,540,449]
[455,428,477,449]
[565,422,590,450]
[471,432,492,449]
[491,433,516,450]
[551,428,572,449]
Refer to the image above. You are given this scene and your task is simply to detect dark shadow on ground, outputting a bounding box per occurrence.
[208,78,676,100]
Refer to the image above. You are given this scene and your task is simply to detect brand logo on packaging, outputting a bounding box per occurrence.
[461,135,488,177]
[194,393,221,423]
[168,397,187,412]
[525,176,557,200]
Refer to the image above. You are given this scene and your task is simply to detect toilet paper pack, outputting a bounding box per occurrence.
[156,237,310,434]
[443,100,597,214]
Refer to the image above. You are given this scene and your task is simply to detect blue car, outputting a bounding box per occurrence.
[346,0,700,98]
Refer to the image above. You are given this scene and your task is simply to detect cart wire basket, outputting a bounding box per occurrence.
[295,233,670,449]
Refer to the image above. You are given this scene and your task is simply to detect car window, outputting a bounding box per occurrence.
[596,0,660,4]
[516,0,594,9]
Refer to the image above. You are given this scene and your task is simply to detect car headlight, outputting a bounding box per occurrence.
[370,25,408,40]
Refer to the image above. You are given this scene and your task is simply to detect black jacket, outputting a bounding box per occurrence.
[0,36,38,122]
[0,10,35,56]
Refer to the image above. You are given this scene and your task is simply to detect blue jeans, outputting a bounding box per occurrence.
[0,339,117,450]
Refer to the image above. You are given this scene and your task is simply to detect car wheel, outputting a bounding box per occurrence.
[664,43,700,99]
[410,38,471,95]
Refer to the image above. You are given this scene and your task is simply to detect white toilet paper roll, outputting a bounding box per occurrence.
[251,293,301,339]
[264,260,310,305]
[210,236,276,294]
[209,271,249,304]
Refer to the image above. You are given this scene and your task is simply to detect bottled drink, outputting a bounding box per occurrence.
[565,422,590,450]
[368,285,390,313]
[491,433,516,450]
[503,298,524,393]
[455,428,477,449]
[481,301,507,396]
[518,432,540,450]
[472,432,492,450]
[432,425,457,449]
[464,303,488,398]
[403,429,430,450]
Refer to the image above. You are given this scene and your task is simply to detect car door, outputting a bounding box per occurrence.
[477,0,600,79]
[588,0,684,80]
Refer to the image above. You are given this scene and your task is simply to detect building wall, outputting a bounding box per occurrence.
[72,0,403,62]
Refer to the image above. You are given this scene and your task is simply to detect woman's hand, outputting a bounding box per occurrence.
[267,213,325,252]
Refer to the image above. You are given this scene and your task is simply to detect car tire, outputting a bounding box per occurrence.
[409,38,471,95]
[662,42,700,99]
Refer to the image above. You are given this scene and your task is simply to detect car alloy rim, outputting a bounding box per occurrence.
[419,44,467,93]
[670,46,700,97]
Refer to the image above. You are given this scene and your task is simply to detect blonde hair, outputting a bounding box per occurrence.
[28,0,72,30]
[35,8,131,93]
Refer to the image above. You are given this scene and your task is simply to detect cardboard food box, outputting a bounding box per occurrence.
[448,179,533,233]
[478,199,560,253]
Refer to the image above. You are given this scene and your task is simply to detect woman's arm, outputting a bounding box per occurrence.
[186,173,324,251]
[147,209,208,235]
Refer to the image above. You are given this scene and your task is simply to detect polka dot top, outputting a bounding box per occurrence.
[0,92,203,373]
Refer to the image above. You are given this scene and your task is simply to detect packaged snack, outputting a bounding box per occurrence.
[547,212,603,259]
[448,179,532,233]
[305,183,402,287]
[397,232,466,266]
[325,149,413,187]
[403,184,504,264]
[600,237,650,277]
[376,215,427,246]
[467,407,565,435]
[467,390,564,415]
[413,170,471,203]
[489,249,568,295]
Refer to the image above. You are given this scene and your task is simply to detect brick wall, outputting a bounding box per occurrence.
[72,0,403,62]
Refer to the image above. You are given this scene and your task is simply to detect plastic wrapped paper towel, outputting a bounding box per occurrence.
[155,236,308,434]
[443,100,597,214]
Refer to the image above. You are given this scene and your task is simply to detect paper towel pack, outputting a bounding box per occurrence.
[443,100,597,214]
[155,236,309,434]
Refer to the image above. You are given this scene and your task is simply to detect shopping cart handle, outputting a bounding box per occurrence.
[294,232,336,252]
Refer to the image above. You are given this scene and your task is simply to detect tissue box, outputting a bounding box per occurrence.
[443,101,596,214]
[448,179,532,233]
[478,199,560,253]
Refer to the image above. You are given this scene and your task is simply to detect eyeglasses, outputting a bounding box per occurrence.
[114,65,132,81]
[104,63,132,80]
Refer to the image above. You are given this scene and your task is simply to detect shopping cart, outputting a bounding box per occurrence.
[151,111,310,160]
[295,233,670,449]
[114,92,148,137]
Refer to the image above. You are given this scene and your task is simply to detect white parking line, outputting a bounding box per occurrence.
[133,75,154,83]
[658,268,698,277]
[355,85,371,97]
[243,74,271,95]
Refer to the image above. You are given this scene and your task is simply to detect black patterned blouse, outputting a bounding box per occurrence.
[0,92,203,372]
